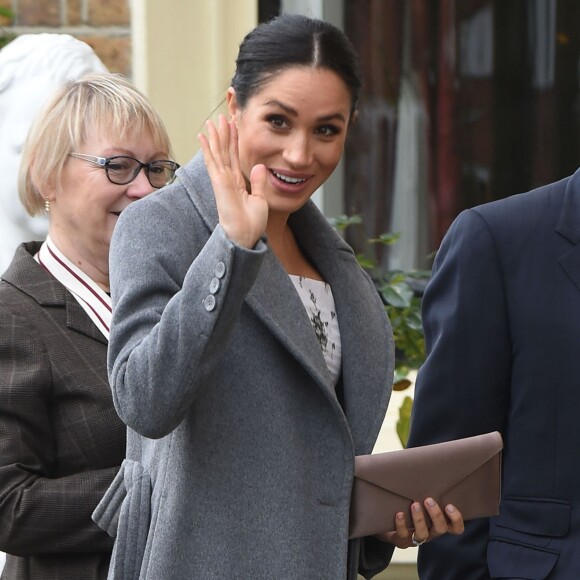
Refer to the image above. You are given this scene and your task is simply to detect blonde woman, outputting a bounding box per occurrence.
[0,73,177,580]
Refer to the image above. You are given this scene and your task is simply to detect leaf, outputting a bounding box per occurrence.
[328,214,362,231]
[355,254,376,269]
[380,282,414,308]
[396,396,414,448]
[404,310,423,331]
[393,378,412,391]
[369,232,401,246]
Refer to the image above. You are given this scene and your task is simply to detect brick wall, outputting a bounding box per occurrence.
[0,0,132,76]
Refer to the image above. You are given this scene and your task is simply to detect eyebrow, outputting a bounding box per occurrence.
[263,99,347,124]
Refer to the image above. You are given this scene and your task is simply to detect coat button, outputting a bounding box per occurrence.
[214,261,226,279]
[209,277,220,294]
[203,295,216,311]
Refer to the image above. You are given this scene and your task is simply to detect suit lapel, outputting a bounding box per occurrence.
[65,293,108,344]
[556,168,580,292]
[3,242,107,345]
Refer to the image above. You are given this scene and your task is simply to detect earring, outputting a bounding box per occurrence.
[44,198,50,213]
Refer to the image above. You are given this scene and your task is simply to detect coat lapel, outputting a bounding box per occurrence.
[180,154,333,391]
[246,250,333,391]
[290,206,394,454]
[181,153,394,452]
[556,168,580,292]
[3,242,107,345]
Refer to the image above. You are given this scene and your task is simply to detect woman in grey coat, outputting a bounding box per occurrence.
[94,14,463,580]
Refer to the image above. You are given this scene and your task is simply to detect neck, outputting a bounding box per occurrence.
[266,212,322,280]
[48,230,110,292]
[265,211,290,253]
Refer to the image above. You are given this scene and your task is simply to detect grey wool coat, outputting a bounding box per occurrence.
[93,152,396,580]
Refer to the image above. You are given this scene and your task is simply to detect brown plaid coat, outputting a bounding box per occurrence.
[0,243,126,580]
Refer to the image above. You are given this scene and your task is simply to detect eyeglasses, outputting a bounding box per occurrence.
[70,153,180,188]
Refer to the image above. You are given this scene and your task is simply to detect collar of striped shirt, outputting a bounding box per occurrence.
[36,235,112,340]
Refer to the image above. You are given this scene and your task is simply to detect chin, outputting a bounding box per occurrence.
[267,192,315,214]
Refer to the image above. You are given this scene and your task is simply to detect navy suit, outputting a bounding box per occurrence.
[408,168,580,579]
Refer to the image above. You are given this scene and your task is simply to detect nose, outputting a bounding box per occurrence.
[282,132,313,168]
[126,167,154,199]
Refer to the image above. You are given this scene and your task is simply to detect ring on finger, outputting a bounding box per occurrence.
[411,532,427,547]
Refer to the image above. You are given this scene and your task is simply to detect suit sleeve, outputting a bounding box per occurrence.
[0,306,116,556]
[407,209,511,579]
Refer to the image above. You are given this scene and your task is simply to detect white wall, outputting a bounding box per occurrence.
[131,0,257,165]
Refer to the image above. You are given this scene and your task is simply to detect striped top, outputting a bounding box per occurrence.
[36,235,112,340]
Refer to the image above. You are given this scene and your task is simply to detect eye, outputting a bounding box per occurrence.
[266,115,289,130]
[107,158,133,171]
[148,164,165,175]
[315,125,341,137]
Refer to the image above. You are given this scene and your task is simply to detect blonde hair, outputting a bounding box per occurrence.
[19,72,174,215]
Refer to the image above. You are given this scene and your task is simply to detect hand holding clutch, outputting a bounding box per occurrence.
[349,431,503,539]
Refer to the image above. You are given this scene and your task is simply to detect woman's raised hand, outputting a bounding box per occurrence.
[198,114,269,249]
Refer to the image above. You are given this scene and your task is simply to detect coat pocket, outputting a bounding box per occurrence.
[92,459,152,580]
[487,496,571,579]
[494,496,571,537]
[487,539,559,579]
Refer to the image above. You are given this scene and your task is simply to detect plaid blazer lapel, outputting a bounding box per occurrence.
[4,242,107,345]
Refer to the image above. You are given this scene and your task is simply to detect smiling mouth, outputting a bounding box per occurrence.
[271,170,308,185]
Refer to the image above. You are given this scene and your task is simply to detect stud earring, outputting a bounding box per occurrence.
[44,198,50,213]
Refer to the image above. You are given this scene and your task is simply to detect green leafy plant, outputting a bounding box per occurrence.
[331,214,429,447]
[0,6,15,50]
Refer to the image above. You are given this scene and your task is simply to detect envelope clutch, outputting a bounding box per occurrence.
[349,431,503,539]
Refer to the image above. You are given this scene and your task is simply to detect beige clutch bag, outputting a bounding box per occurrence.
[349,431,503,539]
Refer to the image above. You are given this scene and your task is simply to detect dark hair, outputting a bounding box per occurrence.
[232,14,362,115]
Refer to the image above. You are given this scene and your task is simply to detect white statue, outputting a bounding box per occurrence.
[0,34,108,272]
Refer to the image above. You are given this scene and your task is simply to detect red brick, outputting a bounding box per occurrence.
[66,0,82,26]
[18,0,61,26]
[79,35,131,76]
[88,0,129,26]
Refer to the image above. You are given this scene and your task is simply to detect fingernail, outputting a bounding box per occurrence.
[396,512,405,521]
[413,503,422,513]
[445,505,456,514]
[426,498,436,508]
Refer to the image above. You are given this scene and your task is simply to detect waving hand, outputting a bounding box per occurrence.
[198,114,269,249]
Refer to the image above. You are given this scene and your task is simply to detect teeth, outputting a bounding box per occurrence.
[273,170,306,184]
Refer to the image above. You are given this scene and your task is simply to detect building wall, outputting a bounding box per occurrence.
[132,0,258,164]
[0,0,258,164]
[0,0,132,74]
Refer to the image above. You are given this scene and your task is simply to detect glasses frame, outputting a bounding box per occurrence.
[69,153,179,188]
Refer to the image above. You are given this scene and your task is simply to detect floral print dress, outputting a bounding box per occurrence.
[289,275,342,385]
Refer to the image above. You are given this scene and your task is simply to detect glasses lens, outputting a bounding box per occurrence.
[147,161,178,187]
[106,156,141,185]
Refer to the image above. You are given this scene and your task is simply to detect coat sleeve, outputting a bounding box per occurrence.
[407,208,511,579]
[0,306,117,556]
[107,197,268,439]
[358,537,395,578]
